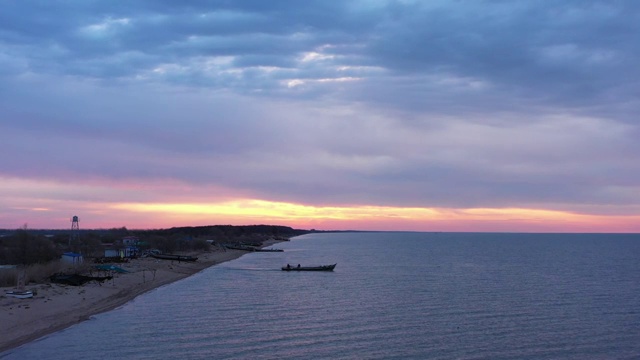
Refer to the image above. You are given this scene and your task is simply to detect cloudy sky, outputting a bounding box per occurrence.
[2,0,640,232]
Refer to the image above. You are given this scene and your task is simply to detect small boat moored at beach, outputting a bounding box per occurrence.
[150,253,198,262]
[281,264,336,271]
[5,290,33,299]
[223,244,284,252]
[223,244,257,251]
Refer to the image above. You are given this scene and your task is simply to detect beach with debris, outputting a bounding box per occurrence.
[0,242,281,353]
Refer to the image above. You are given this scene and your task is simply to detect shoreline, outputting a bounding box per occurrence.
[0,240,284,353]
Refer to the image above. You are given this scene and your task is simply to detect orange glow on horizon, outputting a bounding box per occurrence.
[107,200,640,232]
[2,176,640,232]
[111,200,451,222]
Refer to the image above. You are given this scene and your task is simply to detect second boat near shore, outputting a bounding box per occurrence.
[150,253,198,262]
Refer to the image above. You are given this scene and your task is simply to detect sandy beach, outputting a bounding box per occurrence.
[0,243,279,353]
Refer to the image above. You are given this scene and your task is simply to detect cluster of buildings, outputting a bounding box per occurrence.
[62,235,143,265]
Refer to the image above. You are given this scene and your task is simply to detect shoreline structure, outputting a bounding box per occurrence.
[0,239,285,353]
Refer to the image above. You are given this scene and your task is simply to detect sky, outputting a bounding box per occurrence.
[2,0,640,232]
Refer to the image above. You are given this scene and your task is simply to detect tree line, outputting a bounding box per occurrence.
[0,225,308,266]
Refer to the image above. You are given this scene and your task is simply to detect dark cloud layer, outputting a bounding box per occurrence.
[2,0,640,220]
[2,0,638,113]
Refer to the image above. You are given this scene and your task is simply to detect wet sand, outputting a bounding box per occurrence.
[0,244,277,352]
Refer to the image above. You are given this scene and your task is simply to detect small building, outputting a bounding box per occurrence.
[62,252,84,265]
[122,236,140,246]
[104,246,139,258]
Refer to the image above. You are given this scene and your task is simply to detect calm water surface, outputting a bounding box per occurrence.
[2,232,639,359]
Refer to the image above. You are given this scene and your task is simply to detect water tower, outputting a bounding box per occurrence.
[69,215,80,247]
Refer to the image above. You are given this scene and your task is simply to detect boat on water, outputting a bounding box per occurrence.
[5,290,33,299]
[281,264,336,271]
[150,253,198,262]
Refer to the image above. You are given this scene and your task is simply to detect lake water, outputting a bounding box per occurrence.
[2,232,639,359]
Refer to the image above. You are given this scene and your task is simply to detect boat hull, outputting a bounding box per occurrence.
[5,291,33,299]
[281,264,336,271]
[150,254,198,262]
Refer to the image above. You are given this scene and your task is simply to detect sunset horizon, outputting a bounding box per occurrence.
[4,196,640,233]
